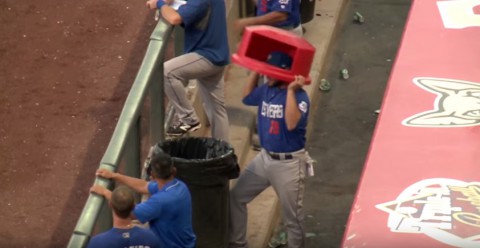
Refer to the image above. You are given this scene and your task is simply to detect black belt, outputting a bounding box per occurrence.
[267,152,293,160]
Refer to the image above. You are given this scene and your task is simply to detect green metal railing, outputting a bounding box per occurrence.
[67,18,174,248]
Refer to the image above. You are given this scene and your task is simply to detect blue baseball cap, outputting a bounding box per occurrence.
[266,51,292,70]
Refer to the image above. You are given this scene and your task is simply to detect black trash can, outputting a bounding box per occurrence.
[156,137,240,248]
[301,0,316,24]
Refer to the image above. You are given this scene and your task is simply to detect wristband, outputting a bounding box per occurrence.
[156,0,165,9]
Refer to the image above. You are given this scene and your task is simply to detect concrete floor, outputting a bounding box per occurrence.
[301,1,412,247]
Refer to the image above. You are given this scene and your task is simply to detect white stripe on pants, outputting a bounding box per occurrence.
[229,149,306,248]
[163,52,230,141]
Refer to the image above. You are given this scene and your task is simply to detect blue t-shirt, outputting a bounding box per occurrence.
[177,0,230,66]
[243,84,309,152]
[134,179,196,248]
[87,226,161,248]
[256,0,301,28]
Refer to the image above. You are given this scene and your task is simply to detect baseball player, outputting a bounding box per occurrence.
[146,0,230,141]
[235,0,302,36]
[229,51,314,248]
[87,186,161,248]
[92,151,196,248]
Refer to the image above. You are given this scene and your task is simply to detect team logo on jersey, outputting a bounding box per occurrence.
[261,102,284,119]
[298,101,308,113]
[402,77,480,127]
[279,0,290,4]
[376,178,480,248]
[437,0,480,29]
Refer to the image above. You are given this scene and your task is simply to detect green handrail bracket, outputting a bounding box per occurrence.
[67,18,174,248]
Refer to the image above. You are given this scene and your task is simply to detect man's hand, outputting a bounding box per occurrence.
[234,19,249,34]
[288,75,306,91]
[146,0,173,9]
[90,184,108,196]
[96,169,116,179]
[146,0,159,9]
[285,75,305,130]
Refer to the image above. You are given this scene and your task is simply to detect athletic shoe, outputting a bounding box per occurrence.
[166,121,201,136]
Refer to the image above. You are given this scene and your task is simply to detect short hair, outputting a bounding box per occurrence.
[149,151,174,180]
[111,186,135,219]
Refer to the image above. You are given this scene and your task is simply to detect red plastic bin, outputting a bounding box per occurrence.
[232,25,316,84]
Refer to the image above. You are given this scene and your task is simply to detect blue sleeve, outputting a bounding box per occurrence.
[242,84,266,106]
[177,0,209,28]
[133,182,159,223]
[134,196,162,224]
[148,181,158,195]
[296,90,310,120]
[271,0,293,14]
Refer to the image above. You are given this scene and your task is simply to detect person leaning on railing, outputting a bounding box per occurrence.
[91,151,196,248]
[87,186,161,248]
[146,0,231,141]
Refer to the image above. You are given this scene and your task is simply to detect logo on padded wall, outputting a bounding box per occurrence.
[402,77,480,127]
[437,0,480,29]
[376,178,480,248]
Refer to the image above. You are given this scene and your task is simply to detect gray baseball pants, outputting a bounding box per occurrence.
[229,149,307,248]
[164,52,230,141]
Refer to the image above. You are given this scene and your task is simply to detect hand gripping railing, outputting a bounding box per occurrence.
[67,18,174,248]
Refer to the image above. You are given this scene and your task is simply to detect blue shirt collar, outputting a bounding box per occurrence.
[160,178,180,192]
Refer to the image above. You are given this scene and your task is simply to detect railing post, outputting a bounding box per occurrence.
[124,117,142,201]
[174,26,184,57]
[124,117,141,179]
[149,20,173,146]
[150,68,164,145]
[239,0,256,18]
